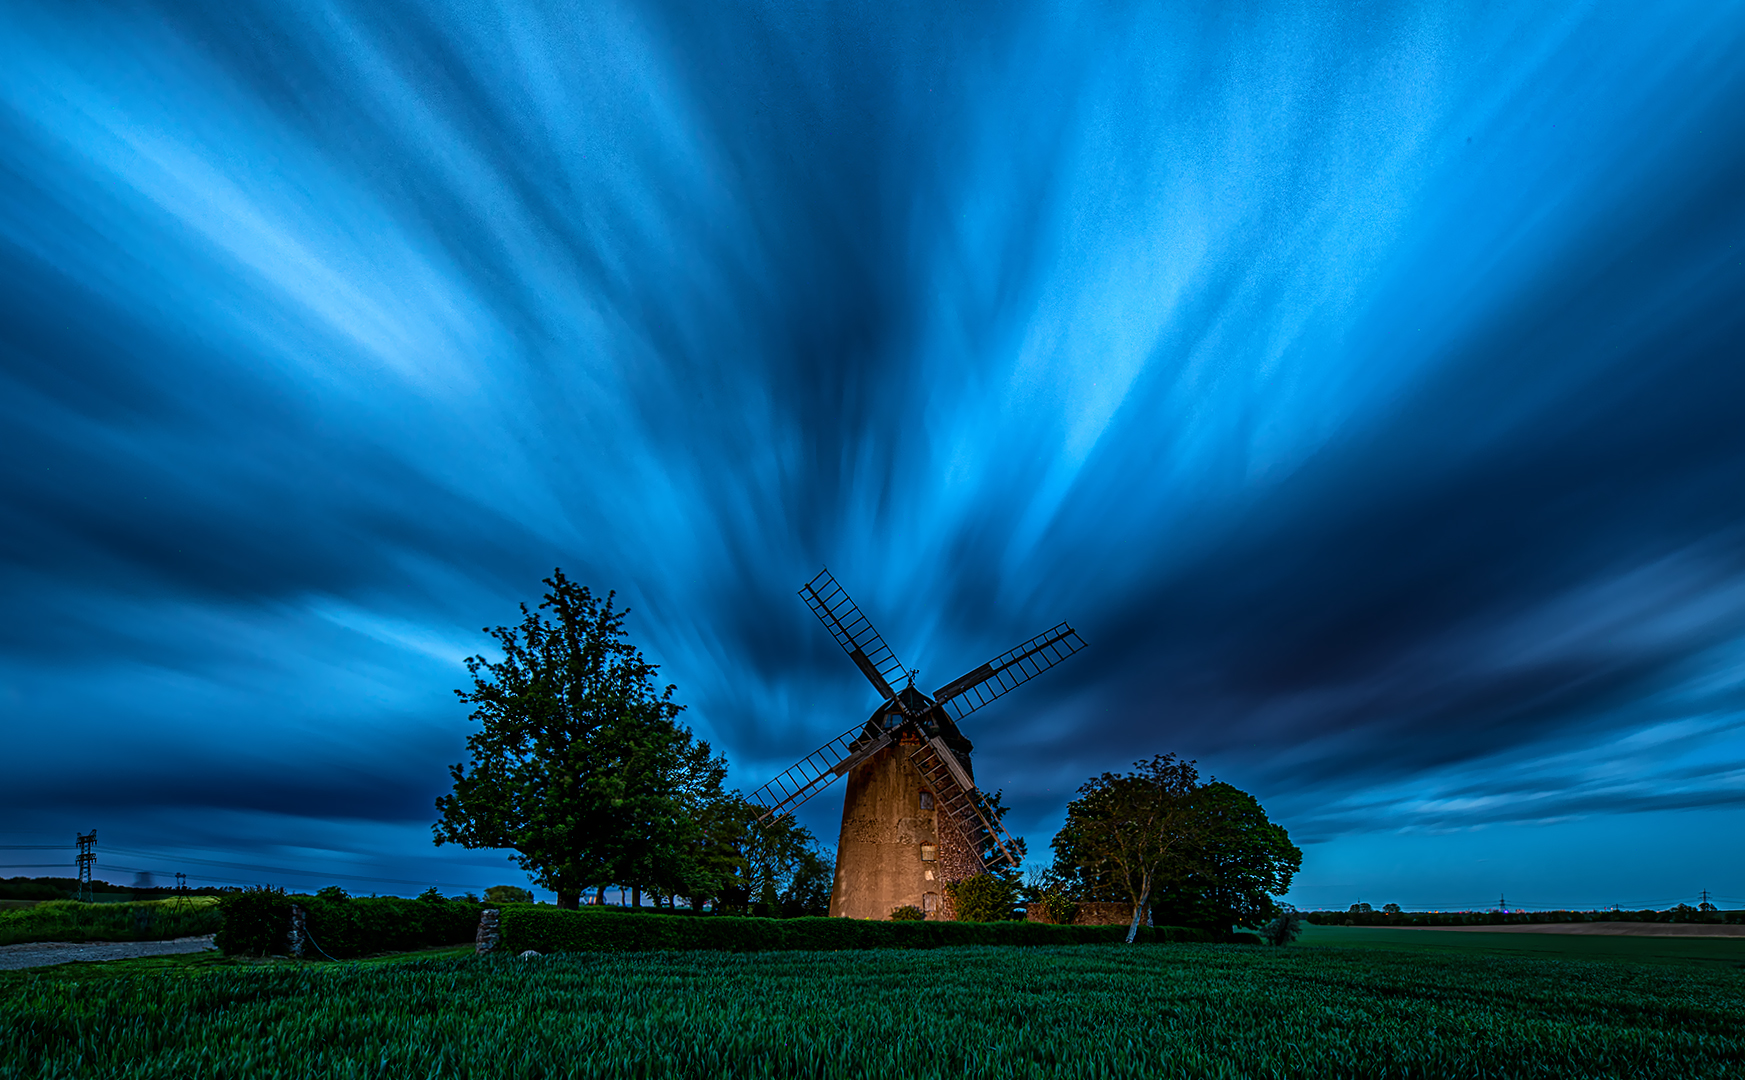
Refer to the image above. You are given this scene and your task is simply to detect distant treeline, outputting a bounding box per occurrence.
[0,876,236,904]
[1308,906,1744,927]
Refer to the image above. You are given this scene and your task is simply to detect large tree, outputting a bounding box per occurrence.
[667,794,831,916]
[432,569,723,908]
[1151,782,1301,934]
[780,843,834,918]
[732,802,827,917]
[1051,754,1204,943]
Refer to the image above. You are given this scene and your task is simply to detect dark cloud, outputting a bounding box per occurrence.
[2,0,1743,900]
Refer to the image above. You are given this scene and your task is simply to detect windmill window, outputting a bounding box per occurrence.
[918,791,934,810]
[922,892,939,912]
[920,844,937,862]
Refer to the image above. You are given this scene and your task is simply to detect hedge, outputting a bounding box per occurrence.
[215,892,485,958]
[498,907,1210,953]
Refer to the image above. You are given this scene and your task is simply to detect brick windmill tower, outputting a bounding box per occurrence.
[749,569,1085,919]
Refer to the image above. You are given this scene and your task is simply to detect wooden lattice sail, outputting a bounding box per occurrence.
[747,568,1085,920]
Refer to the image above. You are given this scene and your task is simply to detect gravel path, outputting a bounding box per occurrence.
[0,934,218,971]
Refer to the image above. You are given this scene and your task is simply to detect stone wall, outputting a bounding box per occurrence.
[1026,900,1143,927]
[932,812,983,921]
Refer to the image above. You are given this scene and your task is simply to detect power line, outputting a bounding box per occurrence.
[96,862,486,891]
[5,844,501,892]
[105,846,489,888]
[2,858,488,892]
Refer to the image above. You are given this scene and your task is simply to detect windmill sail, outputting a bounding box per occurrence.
[745,721,893,823]
[799,568,908,702]
[907,737,1021,869]
[934,623,1086,722]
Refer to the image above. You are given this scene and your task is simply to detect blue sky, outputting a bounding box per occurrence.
[2,0,1743,909]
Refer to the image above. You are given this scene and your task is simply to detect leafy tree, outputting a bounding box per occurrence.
[484,885,533,904]
[741,810,825,918]
[781,844,834,918]
[1050,754,1204,944]
[1150,782,1301,934]
[678,794,759,912]
[972,788,1028,864]
[432,570,722,908]
[626,730,732,906]
[673,795,830,916]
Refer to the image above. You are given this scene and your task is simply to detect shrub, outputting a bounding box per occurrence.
[496,906,1210,953]
[1034,891,1079,925]
[212,888,291,956]
[1260,907,1303,946]
[890,905,925,921]
[944,873,1022,922]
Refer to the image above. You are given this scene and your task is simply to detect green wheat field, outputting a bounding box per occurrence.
[6,930,1744,1079]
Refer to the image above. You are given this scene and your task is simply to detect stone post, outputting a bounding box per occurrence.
[287,904,307,959]
[475,908,501,954]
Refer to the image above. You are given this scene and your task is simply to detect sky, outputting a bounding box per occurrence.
[2,0,1743,911]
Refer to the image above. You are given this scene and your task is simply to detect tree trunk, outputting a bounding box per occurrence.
[1127,874,1153,944]
[631,885,641,910]
[595,885,606,906]
[557,889,579,910]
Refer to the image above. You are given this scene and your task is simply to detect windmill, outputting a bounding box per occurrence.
[749,568,1086,920]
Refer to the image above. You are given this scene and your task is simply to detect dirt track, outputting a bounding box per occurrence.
[0,934,218,971]
[1380,922,1745,938]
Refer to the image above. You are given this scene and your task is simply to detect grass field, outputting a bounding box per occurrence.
[5,939,1743,1079]
[1298,922,1745,969]
[0,897,222,947]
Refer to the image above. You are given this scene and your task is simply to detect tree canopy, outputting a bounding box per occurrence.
[680,795,831,917]
[432,569,725,908]
[1150,782,1301,934]
[1052,759,1299,941]
[1050,754,1204,943]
